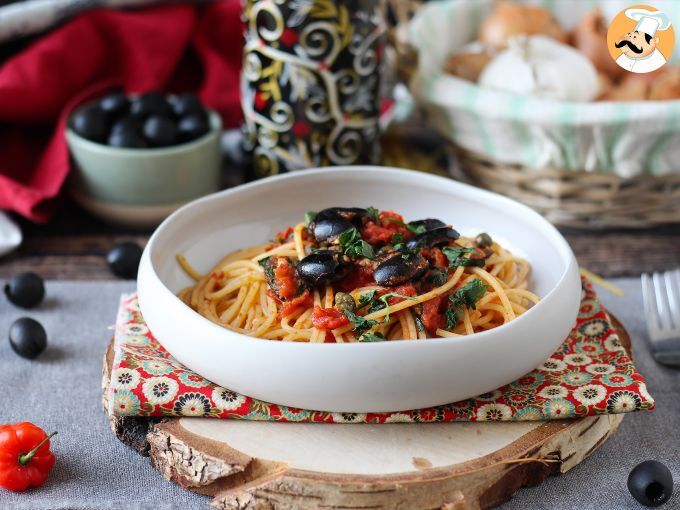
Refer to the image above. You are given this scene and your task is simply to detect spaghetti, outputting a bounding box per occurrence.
[178,207,539,343]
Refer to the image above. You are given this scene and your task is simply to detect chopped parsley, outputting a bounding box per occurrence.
[450,278,489,310]
[359,332,386,342]
[391,233,406,252]
[406,222,427,235]
[366,206,380,222]
[428,268,447,287]
[355,290,417,323]
[338,227,374,260]
[259,257,275,283]
[357,290,377,308]
[343,309,378,337]
[305,211,317,225]
[442,246,485,268]
[445,307,460,329]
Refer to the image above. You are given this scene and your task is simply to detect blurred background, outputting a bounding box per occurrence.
[0,0,677,280]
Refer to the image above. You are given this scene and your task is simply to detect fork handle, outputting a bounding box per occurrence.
[650,338,680,367]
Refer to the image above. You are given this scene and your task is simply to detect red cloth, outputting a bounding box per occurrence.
[0,2,243,222]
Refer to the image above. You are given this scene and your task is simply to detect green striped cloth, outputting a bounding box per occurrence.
[408,0,680,176]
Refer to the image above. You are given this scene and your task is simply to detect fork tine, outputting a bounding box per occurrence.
[642,273,659,334]
[653,272,673,332]
[665,269,680,330]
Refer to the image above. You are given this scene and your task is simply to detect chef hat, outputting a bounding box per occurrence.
[625,8,671,37]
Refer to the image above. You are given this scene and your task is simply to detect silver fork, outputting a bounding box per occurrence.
[642,270,680,366]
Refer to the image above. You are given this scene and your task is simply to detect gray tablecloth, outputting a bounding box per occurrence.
[0,279,677,510]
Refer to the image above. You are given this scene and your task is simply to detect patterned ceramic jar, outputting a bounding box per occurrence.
[242,0,386,177]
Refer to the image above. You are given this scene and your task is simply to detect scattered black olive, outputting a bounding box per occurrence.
[172,93,205,118]
[108,129,147,148]
[4,272,45,308]
[9,318,47,359]
[143,116,178,147]
[178,113,210,142]
[99,92,130,119]
[71,106,109,143]
[130,91,173,119]
[628,460,674,507]
[107,242,143,279]
[475,232,493,249]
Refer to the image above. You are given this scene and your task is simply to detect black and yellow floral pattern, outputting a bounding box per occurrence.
[242,0,386,176]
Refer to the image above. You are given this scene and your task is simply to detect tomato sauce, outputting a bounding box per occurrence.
[279,290,313,318]
[421,295,446,334]
[361,210,412,245]
[311,306,350,329]
[336,264,375,292]
[273,257,297,300]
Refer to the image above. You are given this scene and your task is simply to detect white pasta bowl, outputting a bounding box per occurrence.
[137,166,581,413]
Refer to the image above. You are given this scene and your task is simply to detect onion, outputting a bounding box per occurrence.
[444,52,491,82]
[600,81,648,101]
[596,72,614,100]
[572,8,624,80]
[479,1,567,50]
[479,35,599,101]
[649,68,680,100]
[601,69,670,101]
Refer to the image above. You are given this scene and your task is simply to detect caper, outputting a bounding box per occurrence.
[334,292,356,313]
[475,232,493,249]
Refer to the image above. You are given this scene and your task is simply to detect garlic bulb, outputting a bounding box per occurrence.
[479,35,599,102]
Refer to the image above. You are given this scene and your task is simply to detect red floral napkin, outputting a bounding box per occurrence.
[107,278,654,422]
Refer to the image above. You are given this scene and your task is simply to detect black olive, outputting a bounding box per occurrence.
[475,232,493,249]
[99,92,130,119]
[107,242,143,279]
[309,207,369,243]
[312,217,355,244]
[108,129,147,148]
[110,116,142,136]
[4,272,45,308]
[130,92,173,119]
[71,106,108,143]
[406,227,460,250]
[178,113,210,142]
[9,318,47,359]
[297,251,350,286]
[172,93,205,118]
[374,252,428,287]
[408,219,447,232]
[143,115,178,147]
[628,460,673,507]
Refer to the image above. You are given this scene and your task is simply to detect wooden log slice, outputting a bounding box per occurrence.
[102,313,631,509]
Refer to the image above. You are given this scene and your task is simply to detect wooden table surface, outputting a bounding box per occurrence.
[1,195,678,281]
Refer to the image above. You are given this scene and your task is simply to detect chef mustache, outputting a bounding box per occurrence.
[615,39,644,54]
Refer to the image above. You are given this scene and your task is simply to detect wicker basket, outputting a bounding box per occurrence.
[453,146,680,229]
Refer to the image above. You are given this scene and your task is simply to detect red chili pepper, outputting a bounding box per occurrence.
[0,423,56,492]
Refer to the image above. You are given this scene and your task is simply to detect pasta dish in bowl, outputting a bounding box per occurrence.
[137,166,580,412]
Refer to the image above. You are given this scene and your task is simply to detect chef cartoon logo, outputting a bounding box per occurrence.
[607,5,674,74]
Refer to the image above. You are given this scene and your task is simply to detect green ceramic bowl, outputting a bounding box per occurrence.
[66,104,222,225]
